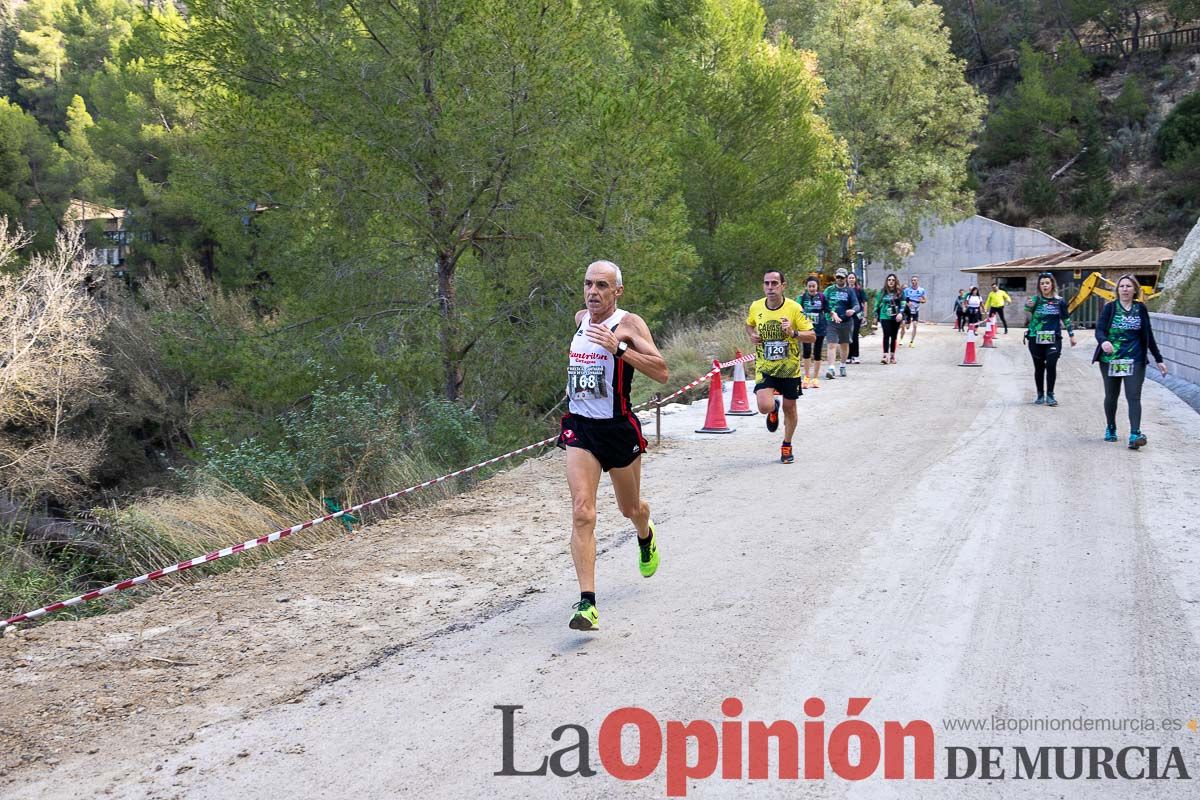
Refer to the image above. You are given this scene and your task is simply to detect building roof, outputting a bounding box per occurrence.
[1069,247,1175,269]
[961,246,1173,274]
[960,249,1083,273]
[62,199,126,225]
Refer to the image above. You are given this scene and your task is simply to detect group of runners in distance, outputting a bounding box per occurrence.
[557,260,1170,632]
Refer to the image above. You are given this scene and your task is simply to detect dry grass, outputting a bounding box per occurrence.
[633,312,754,405]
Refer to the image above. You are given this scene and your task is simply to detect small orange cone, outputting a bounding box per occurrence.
[727,350,755,416]
[696,359,735,433]
[960,325,982,367]
[982,316,996,348]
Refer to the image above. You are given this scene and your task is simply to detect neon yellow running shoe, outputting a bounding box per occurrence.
[638,522,660,578]
[569,600,599,631]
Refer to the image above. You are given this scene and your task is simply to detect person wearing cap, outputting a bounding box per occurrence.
[823,268,861,379]
[986,282,1012,334]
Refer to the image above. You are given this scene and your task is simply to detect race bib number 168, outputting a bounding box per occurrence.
[567,364,607,399]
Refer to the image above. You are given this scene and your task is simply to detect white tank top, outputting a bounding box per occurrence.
[567,309,629,419]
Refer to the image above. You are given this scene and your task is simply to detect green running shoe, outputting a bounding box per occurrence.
[638,522,660,578]
[569,599,599,631]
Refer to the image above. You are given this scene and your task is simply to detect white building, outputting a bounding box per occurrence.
[862,215,1072,323]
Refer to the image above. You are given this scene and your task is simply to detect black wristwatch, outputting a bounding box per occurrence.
[615,341,629,359]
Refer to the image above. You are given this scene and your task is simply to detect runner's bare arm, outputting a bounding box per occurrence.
[746,323,761,344]
[613,314,669,383]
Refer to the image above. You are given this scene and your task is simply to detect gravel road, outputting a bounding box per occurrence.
[4,325,1199,799]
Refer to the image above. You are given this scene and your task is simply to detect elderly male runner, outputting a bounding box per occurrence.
[558,260,669,631]
[747,270,815,464]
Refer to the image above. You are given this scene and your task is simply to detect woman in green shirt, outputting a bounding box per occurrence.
[1092,274,1168,448]
[1024,272,1076,406]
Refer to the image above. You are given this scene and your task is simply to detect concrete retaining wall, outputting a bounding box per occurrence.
[1149,312,1200,413]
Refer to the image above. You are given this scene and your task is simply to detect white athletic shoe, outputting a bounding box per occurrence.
[839,364,847,377]
[825,366,835,380]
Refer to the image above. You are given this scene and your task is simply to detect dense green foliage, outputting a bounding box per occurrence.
[1157,91,1200,163]
[0,1,969,528]
[4,0,1197,622]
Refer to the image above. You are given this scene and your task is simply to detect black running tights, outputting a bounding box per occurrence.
[880,319,900,354]
[1028,341,1060,395]
[1100,362,1146,431]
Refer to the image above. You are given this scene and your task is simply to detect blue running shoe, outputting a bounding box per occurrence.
[1104,426,1118,442]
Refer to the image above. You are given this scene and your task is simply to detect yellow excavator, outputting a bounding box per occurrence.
[1067,272,1161,314]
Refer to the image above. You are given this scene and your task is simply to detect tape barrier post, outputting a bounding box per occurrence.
[655,392,662,446]
[2,353,755,631]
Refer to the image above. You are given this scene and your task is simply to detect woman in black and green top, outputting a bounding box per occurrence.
[798,277,828,388]
[1024,272,1076,406]
[1093,274,1169,449]
[874,272,905,364]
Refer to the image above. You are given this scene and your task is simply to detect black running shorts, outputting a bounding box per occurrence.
[753,374,802,400]
[558,413,647,472]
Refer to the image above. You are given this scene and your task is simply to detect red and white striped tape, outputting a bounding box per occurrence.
[1,352,755,630]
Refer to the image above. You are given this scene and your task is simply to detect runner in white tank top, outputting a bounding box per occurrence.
[559,260,669,632]
[567,308,632,419]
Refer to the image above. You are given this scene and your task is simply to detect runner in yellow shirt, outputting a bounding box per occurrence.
[746,271,815,464]
[986,282,1012,334]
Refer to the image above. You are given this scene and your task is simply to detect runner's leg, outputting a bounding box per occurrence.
[566,446,603,593]
[1100,364,1121,427]
[609,456,651,540]
[782,397,798,441]
[1045,349,1060,394]
[755,386,777,415]
[1124,363,1146,432]
[1030,342,1046,397]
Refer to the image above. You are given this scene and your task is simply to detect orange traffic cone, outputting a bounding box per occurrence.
[982,316,996,348]
[696,359,736,433]
[727,350,755,416]
[960,325,982,367]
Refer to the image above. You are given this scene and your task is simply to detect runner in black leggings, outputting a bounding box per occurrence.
[874,272,904,364]
[1093,274,1169,449]
[847,272,867,364]
[1024,272,1076,406]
